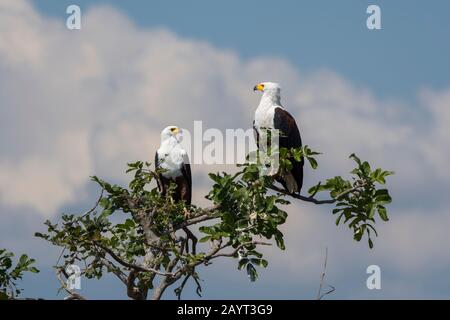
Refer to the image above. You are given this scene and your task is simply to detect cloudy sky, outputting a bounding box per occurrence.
[1,0,449,299]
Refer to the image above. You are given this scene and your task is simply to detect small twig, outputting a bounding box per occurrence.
[80,188,104,218]
[55,247,66,267]
[193,275,202,297]
[316,247,335,300]
[174,274,191,300]
[309,182,322,198]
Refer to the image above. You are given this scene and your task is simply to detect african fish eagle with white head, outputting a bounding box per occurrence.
[155,126,192,204]
[155,125,196,253]
[253,82,304,194]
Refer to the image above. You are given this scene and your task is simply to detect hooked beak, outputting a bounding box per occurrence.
[172,127,183,142]
[253,83,264,92]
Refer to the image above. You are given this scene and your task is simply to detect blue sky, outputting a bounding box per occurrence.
[1,0,450,300]
[31,0,450,100]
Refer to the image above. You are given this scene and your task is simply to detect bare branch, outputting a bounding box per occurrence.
[80,188,104,218]
[178,205,221,228]
[316,247,335,300]
[94,242,174,277]
[174,274,191,300]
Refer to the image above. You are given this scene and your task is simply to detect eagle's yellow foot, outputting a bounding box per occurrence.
[183,207,190,219]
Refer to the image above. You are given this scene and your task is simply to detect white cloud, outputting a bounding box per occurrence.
[0,130,91,214]
[417,89,450,178]
[1,0,450,298]
[378,208,450,274]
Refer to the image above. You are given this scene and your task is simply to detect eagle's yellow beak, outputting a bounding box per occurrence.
[253,83,265,92]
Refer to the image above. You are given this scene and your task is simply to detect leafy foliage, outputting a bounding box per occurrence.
[0,248,39,299]
[307,153,394,248]
[35,147,393,299]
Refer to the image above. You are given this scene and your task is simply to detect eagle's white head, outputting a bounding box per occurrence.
[157,126,187,178]
[253,82,281,104]
[160,125,183,144]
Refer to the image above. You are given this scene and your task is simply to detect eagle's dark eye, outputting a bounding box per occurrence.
[170,127,176,132]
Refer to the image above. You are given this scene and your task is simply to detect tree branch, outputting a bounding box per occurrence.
[99,257,128,285]
[268,184,363,205]
[94,242,174,277]
[80,188,104,218]
[178,205,221,228]
[209,241,272,260]
[171,240,271,279]
[127,270,147,300]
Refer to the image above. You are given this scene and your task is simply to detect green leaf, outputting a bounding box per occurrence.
[335,212,344,225]
[238,258,248,270]
[100,209,113,218]
[377,206,389,221]
[199,226,214,235]
[18,254,28,266]
[29,267,40,273]
[353,228,363,241]
[99,198,110,208]
[375,189,392,205]
[292,149,303,162]
[274,232,285,250]
[3,257,12,269]
[308,183,321,195]
[349,153,361,166]
[362,161,371,175]
[34,232,49,240]
[198,236,211,243]
[260,259,268,268]
[246,263,258,282]
[306,157,318,170]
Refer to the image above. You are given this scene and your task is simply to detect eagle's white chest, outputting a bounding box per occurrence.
[157,145,185,179]
[254,104,276,130]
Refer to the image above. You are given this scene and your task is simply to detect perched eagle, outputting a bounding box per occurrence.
[155,126,196,253]
[253,82,304,194]
[155,126,192,205]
